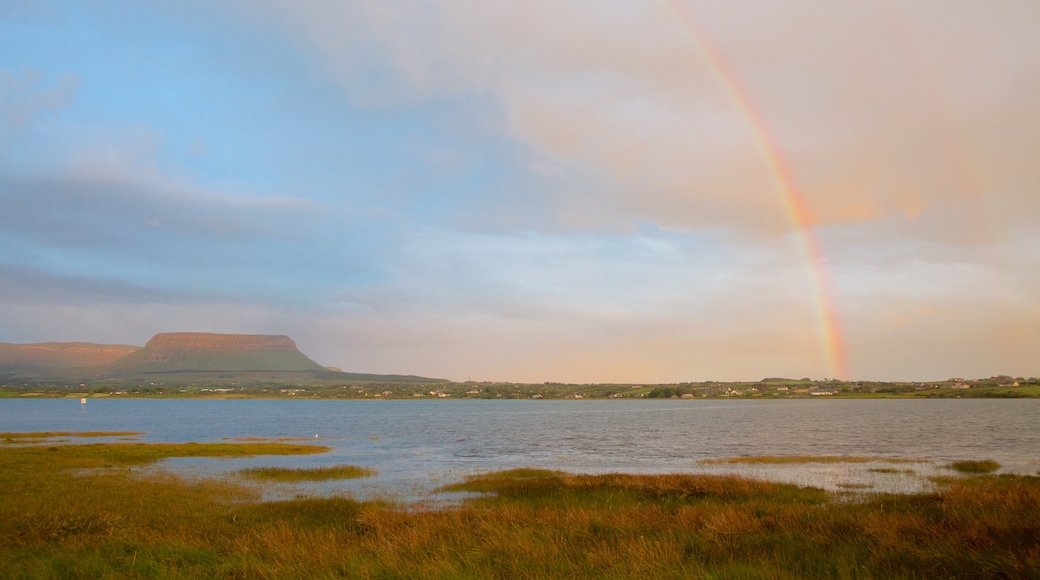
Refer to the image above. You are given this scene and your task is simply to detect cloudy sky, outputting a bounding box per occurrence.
[2,0,1038,382]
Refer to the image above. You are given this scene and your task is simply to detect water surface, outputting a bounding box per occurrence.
[3,398,1037,499]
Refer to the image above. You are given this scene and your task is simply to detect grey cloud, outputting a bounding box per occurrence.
[0,173,394,311]
[0,176,322,252]
[0,69,80,135]
[0,263,203,306]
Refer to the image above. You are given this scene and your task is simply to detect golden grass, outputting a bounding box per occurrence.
[1,445,1038,578]
[238,465,376,481]
[699,455,922,465]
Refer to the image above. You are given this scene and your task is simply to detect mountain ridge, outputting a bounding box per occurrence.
[110,332,325,373]
[0,333,444,383]
[0,342,140,369]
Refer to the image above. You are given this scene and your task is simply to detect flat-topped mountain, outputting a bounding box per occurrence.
[110,332,326,373]
[144,333,301,351]
[0,332,443,383]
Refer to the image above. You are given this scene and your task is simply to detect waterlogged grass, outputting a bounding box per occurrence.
[0,431,144,439]
[2,445,1039,578]
[700,455,921,465]
[868,467,916,475]
[836,482,874,489]
[223,436,325,442]
[238,465,376,481]
[949,459,1001,474]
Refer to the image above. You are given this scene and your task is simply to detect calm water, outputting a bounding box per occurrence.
[2,398,1038,500]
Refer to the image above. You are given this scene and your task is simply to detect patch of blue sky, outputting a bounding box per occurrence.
[1,0,545,237]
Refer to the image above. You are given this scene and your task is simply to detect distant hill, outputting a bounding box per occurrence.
[0,333,444,384]
[0,342,140,370]
[108,332,326,373]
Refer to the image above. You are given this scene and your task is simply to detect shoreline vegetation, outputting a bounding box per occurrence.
[698,455,925,465]
[238,465,376,481]
[1,374,1039,400]
[1,434,1037,577]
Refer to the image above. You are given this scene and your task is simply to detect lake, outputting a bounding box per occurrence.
[2,398,1038,500]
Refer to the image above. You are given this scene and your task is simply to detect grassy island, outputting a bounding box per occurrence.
[1,435,1037,578]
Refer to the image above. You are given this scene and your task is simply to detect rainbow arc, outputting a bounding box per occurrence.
[665,0,848,379]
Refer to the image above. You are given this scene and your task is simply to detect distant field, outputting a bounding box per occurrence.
[2,378,1038,400]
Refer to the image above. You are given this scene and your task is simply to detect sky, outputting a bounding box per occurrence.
[1,0,1038,383]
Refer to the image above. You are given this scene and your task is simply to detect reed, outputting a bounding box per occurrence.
[1,443,1037,578]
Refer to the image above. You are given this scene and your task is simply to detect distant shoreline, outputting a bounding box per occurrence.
[3,388,1038,400]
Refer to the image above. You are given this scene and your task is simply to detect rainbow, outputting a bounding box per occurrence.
[664,0,848,379]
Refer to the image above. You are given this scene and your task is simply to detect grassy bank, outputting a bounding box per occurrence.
[1,431,144,439]
[1,440,1037,578]
[698,455,923,465]
[238,465,376,481]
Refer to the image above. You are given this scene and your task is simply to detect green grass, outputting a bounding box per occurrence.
[948,459,1001,474]
[238,465,376,481]
[1,444,1038,578]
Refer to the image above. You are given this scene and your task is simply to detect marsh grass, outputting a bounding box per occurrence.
[868,467,916,475]
[238,465,376,481]
[223,436,325,442]
[836,482,874,489]
[2,437,57,444]
[949,459,1001,474]
[700,455,922,465]
[0,430,144,439]
[1,444,1038,578]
